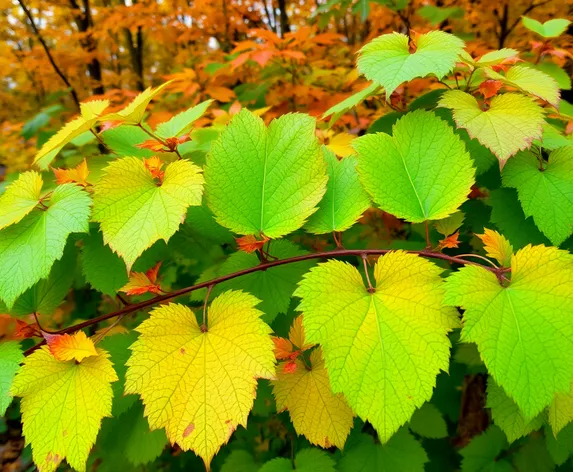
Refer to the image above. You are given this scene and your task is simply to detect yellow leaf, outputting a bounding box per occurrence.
[33,100,110,169]
[45,331,98,363]
[0,171,43,230]
[477,228,513,267]
[80,99,110,120]
[11,346,117,472]
[327,132,355,157]
[288,315,313,351]
[102,81,173,125]
[33,117,91,170]
[125,290,275,469]
[272,348,354,449]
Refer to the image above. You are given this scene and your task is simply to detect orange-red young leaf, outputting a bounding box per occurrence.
[14,320,40,339]
[235,234,270,253]
[288,315,314,351]
[120,262,163,296]
[137,139,168,152]
[44,331,98,362]
[283,360,298,374]
[273,337,295,360]
[143,156,165,180]
[479,80,503,100]
[490,56,523,72]
[477,228,513,267]
[51,159,90,186]
[438,231,461,249]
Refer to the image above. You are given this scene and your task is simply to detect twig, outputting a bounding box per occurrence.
[23,247,510,356]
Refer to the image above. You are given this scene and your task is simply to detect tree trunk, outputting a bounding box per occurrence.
[124,26,145,91]
[69,0,105,96]
[277,0,290,37]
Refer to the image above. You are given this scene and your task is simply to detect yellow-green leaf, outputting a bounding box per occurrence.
[445,245,573,418]
[92,157,203,271]
[439,90,545,167]
[550,386,573,436]
[33,99,110,169]
[272,348,354,449]
[295,251,459,442]
[0,341,23,415]
[486,65,560,107]
[102,82,172,125]
[0,171,43,230]
[11,346,117,472]
[125,291,275,468]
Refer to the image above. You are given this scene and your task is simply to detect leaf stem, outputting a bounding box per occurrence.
[424,220,432,249]
[361,254,375,293]
[202,285,213,332]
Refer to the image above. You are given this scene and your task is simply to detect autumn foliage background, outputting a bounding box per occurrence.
[1,0,573,470]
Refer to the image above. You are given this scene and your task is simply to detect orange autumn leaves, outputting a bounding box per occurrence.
[272,315,314,374]
[120,262,164,296]
[44,331,98,363]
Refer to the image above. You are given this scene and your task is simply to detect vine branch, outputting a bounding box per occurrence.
[24,248,510,356]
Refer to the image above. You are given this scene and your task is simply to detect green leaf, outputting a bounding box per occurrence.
[305,149,370,234]
[532,62,571,90]
[433,107,497,174]
[99,332,139,416]
[521,16,571,38]
[549,387,573,436]
[417,5,463,25]
[295,251,459,441]
[0,342,23,415]
[487,380,544,442]
[193,240,313,323]
[488,188,549,249]
[545,423,573,466]
[357,31,464,99]
[408,403,448,438]
[8,242,76,316]
[322,82,382,124]
[101,126,154,157]
[513,435,556,472]
[502,147,573,246]
[184,202,234,245]
[205,110,327,238]
[460,426,511,472]
[155,99,213,138]
[486,65,560,107]
[535,123,571,151]
[445,245,573,418]
[0,171,43,230]
[81,228,128,296]
[221,450,258,472]
[338,429,428,472]
[103,402,168,466]
[439,90,545,167]
[93,157,203,271]
[0,184,91,308]
[260,448,336,472]
[353,110,475,223]
[434,211,464,236]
